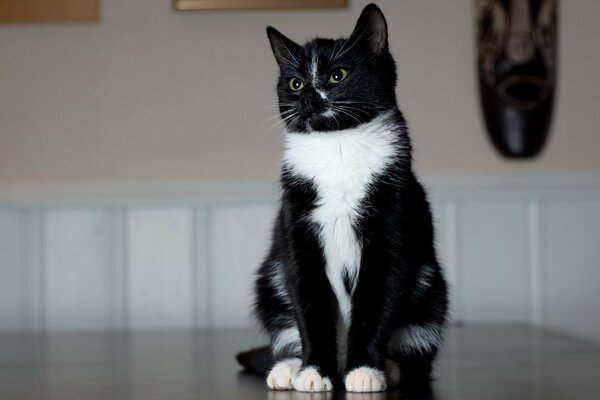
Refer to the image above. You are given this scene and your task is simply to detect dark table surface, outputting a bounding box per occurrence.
[1,324,599,400]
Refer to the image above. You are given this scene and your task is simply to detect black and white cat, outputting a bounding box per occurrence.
[236,3,448,393]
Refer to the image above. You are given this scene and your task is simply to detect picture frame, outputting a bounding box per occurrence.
[0,0,98,23]
[174,0,347,11]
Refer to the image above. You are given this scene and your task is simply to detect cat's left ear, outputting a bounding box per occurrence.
[350,3,388,55]
[266,26,301,68]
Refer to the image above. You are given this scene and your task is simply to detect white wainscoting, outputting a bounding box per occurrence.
[0,175,599,343]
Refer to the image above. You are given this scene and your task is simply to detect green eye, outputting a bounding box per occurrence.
[329,68,349,84]
[288,77,304,91]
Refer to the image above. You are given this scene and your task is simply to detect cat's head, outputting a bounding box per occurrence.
[266,3,397,133]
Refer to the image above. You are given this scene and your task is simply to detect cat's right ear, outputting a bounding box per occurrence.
[266,26,301,68]
[349,3,389,55]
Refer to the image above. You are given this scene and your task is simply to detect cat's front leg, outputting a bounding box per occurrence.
[287,223,338,392]
[291,271,338,392]
[344,249,404,392]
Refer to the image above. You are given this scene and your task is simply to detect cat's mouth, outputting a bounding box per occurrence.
[306,110,335,132]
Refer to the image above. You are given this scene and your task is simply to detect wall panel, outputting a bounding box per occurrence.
[456,200,531,323]
[127,207,194,329]
[43,209,110,331]
[0,210,28,331]
[0,176,599,344]
[542,199,600,343]
[209,203,277,328]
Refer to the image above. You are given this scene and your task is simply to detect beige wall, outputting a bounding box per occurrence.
[0,0,599,185]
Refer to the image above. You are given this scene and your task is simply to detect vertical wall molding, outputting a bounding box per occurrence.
[29,209,45,332]
[106,207,128,330]
[193,206,210,329]
[528,199,543,327]
[203,205,214,329]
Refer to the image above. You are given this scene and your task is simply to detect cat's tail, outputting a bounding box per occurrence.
[236,346,273,375]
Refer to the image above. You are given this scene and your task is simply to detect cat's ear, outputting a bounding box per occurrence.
[266,26,301,67]
[350,3,388,55]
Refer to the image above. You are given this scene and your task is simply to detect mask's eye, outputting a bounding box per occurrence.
[288,77,304,92]
[329,68,349,84]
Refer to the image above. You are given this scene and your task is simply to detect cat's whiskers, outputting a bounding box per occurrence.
[333,112,342,130]
[333,100,374,105]
[259,108,297,129]
[333,103,374,116]
[332,100,381,112]
[265,103,295,109]
[332,100,380,109]
[264,111,299,133]
[331,106,363,125]
[339,102,387,115]
[333,106,376,122]
[324,109,342,130]
[265,101,294,107]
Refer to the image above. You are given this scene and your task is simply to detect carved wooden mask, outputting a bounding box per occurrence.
[477,0,557,158]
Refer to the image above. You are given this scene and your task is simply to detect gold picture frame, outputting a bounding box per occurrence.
[0,0,98,23]
[174,0,346,11]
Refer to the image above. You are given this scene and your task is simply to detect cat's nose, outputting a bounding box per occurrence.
[299,91,327,116]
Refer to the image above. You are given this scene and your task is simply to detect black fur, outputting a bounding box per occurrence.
[237,4,448,391]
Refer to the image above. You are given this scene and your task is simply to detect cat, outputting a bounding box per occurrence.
[236,3,448,393]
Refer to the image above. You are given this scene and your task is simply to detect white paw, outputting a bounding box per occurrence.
[345,367,387,392]
[385,359,401,388]
[267,358,302,390]
[294,366,333,392]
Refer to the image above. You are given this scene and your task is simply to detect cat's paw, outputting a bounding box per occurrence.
[385,359,401,388]
[267,358,302,390]
[294,366,333,392]
[345,367,387,392]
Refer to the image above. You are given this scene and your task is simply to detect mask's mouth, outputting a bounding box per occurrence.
[496,75,550,110]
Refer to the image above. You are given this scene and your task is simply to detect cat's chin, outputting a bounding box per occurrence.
[305,114,358,133]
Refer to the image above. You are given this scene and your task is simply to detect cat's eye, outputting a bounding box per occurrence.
[329,68,349,84]
[288,77,304,92]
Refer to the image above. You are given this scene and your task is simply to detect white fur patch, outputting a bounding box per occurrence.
[294,366,333,392]
[272,327,302,356]
[267,358,302,390]
[418,265,434,288]
[413,263,436,298]
[269,262,289,302]
[284,113,400,324]
[310,53,319,87]
[322,109,335,118]
[345,367,387,392]
[388,323,443,355]
[316,89,328,101]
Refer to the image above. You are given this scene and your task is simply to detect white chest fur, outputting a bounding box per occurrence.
[283,114,399,323]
